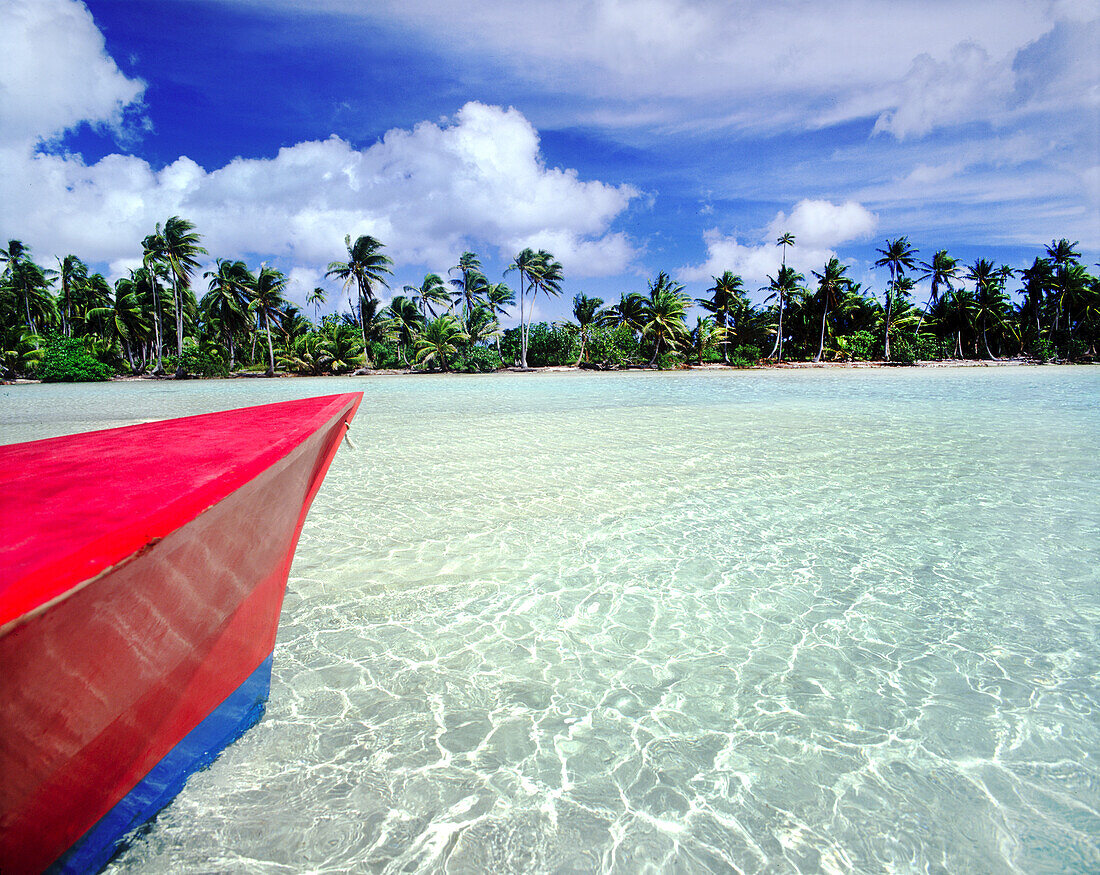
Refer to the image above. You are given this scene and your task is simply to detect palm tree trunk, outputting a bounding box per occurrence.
[768,296,784,360]
[151,281,164,374]
[264,313,275,376]
[815,304,829,362]
[174,279,185,377]
[358,291,373,368]
[519,276,528,368]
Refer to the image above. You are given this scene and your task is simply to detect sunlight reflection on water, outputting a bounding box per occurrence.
[4,367,1099,873]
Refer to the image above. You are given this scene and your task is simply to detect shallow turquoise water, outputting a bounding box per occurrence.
[3,368,1099,873]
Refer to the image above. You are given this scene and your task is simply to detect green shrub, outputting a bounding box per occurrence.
[655,351,682,370]
[836,330,876,361]
[368,341,402,369]
[526,323,578,366]
[888,334,918,365]
[586,324,640,367]
[38,336,113,382]
[914,335,946,361]
[728,344,760,368]
[1031,337,1057,362]
[454,346,503,373]
[177,339,228,377]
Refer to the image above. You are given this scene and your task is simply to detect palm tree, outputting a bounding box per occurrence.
[326,234,393,363]
[140,234,169,373]
[875,237,918,361]
[762,265,804,362]
[74,274,113,340]
[307,287,327,322]
[689,316,721,365]
[449,251,487,325]
[916,249,959,333]
[465,304,501,349]
[811,257,851,362]
[965,258,1006,359]
[202,259,252,369]
[571,294,604,365]
[248,265,289,376]
[1018,257,1052,346]
[56,255,88,337]
[382,294,423,364]
[484,281,515,357]
[150,216,207,377]
[641,272,690,366]
[403,273,450,319]
[0,240,27,279]
[506,247,560,368]
[6,258,57,339]
[414,314,468,371]
[697,271,745,362]
[603,292,648,335]
[88,276,151,373]
[776,232,795,268]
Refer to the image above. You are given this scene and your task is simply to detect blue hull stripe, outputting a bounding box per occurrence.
[49,654,274,874]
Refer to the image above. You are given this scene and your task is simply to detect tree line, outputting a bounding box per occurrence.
[1,219,1096,381]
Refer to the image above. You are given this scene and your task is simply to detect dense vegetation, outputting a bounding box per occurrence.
[1,222,1096,380]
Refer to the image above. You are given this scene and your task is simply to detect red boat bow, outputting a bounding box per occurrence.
[0,392,362,873]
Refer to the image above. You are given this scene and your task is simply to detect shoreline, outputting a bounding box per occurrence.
[3,357,1092,385]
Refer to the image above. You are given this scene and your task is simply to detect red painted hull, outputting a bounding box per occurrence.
[0,393,362,873]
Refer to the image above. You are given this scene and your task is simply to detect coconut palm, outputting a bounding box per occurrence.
[916,249,959,333]
[811,257,852,362]
[603,292,648,335]
[414,314,468,371]
[383,294,423,364]
[762,265,804,362]
[361,297,396,351]
[1018,257,1052,346]
[571,294,603,365]
[140,234,170,373]
[56,255,88,337]
[965,258,1007,359]
[449,251,488,324]
[465,304,501,349]
[74,274,113,339]
[1055,263,1095,343]
[326,234,393,362]
[202,259,253,369]
[88,275,151,373]
[148,216,207,377]
[776,232,795,268]
[506,247,558,368]
[404,273,451,319]
[484,281,515,356]
[0,240,27,278]
[875,237,918,361]
[688,316,721,365]
[248,265,289,376]
[697,271,746,361]
[6,258,57,339]
[307,287,327,322]
[641,272,690,366]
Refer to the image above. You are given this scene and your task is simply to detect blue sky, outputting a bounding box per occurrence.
[2,0,1098,322]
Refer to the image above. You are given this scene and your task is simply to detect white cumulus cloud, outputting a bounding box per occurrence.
[0,0,145,147]
[680,199,877,287]
[0,1,639,282]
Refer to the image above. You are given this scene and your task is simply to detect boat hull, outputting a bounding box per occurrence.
[0,393,361,873]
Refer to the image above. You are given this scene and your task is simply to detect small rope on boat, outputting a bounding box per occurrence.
[342,420,357,450]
